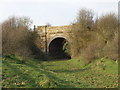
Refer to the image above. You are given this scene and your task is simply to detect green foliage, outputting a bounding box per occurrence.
[2,55,118,88]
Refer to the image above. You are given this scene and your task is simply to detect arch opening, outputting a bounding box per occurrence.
[48,37,71,60]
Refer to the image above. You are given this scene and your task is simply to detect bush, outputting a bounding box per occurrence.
[97,13,118,41]
[104,32,118,60]
[2,17,32,57]
[2,16,45,60]
[70,8,95,58]
[70,8,118,63]
[81,41,104,64]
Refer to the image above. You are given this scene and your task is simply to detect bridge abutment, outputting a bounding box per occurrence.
[37,25,72,59]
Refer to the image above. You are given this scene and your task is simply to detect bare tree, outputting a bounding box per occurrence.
[97,13,118,41]
[70,8,94,58]
[70,9,118,63]
[2,16,33,59]
[76,8,94,30]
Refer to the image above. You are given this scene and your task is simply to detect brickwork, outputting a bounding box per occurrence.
[37,25,72,53]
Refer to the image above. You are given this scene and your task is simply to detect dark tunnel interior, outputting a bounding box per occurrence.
[49,37,71,60]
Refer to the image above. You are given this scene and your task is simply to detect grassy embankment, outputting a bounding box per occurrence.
[2,55,118,88]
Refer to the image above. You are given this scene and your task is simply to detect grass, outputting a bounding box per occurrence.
[2,55,118,88]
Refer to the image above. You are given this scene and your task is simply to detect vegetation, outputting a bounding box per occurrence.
[2,16,45,60]
[70,8,118,64]
[2,55,118,88]
[1,8,118,88]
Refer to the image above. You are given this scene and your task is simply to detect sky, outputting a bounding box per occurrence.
[0,0,119,27]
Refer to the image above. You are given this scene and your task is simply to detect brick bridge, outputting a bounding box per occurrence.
[36,25,72,58]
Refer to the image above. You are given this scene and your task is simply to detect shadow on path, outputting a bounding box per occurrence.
[3,60,41,88]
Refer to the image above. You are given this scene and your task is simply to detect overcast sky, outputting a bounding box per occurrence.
[0,0,119,27]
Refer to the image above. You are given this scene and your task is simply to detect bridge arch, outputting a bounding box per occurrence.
[48,36,71,59]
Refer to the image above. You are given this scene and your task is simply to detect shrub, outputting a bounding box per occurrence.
[2,16,45,60]
[104,32,118,60]
[70,8,118,63]
[81,41,104,64]
[70,8,95,58]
